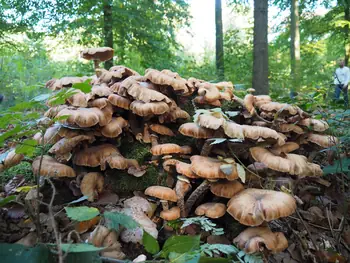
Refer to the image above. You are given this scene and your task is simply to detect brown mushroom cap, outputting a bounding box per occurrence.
[175,161,198,179]
[197,82,221,102]
[194,96,222,107]
[66,91,89,107]
[130,101,170,116]
[144,186,178,202]
[88,98,109,109]
[101,117,128,138]
[150,143,189,156]
[278,123,304,134]
[73,144,118,168]
[305,133,339,148]
[190,155,239,181]
[91,83,113,97]
[250,147,322,177]
[253,95,272,107]
[32,155,76,177]
[210,180,244,198]
[107,94,131,110]
[259,102,299,115]
[233,227,288,254]
[145,69,188,94]
[178,123,214,139]
[81,47,114,62]
[80,172,104,201]
[0,149,24,172]
[227,188,296,226]
[270,142,299,155]
[49,135,95,155]
[149,124,175,136]
[162,159,179,172]
[196,114,225,130]
[244,94,256,115]
[160,206,181,220]
[195,203,226,218]
[298,118,329,132]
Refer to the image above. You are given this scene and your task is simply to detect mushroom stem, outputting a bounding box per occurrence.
[93,60,100,70]
[185,180,210,215]
[160,200,169,211]
[201,140,213,156]
[175,180,191,218]
[150,135,158,147]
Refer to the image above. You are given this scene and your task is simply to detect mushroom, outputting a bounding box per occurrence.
[150,143,192,156]
[195,203,226,219]
[107,94,131,110]
[278,123,304,134]
[130,100,170,116]
[101,117,128,138]
[304,133,339,148]
[160,206,181,221]
[175,176,192,217]
[32,155,76,177]
[298,118,329,132]
[233,227,288,254]
[123,196,156,218]
[144,186,177,212]
[73,144,118,168]
[145,69,188,94]
[227,188,296,226]
[175,161,199,179]
[149,124,175,137]
[210,180,244,198]
[80,47,114,71]
[80,172,104,201]
[270,142,299,155]
[197,82,221,102]
[247,88,256,94]
[178,123,214,139]
[244,94,256,115]
[194,96,222,107]
[0,149,24,172]
[253,95,272,108]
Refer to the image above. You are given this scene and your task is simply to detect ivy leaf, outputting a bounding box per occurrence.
[160,235,201,258]
[237,164,246,183]
[0,195,16,207]
[72,79,92,93]
[142,231,160,254]
[169,252,200,263]
[65,206,100,222]
[15,139,38,156]
[58,243,104,253]
[103,211,139,231]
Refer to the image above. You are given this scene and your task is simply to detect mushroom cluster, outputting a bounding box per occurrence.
[2,47,336,258]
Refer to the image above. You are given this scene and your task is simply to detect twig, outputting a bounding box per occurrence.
[326,207,335,238]
[288,216,341,231]
[296,209,319,251]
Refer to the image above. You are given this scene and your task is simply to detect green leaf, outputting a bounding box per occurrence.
[199,257,231,263]
[323,158,350,175]
[169,252,200,263]
[58,243,104,253]
[72,80,92,93]
[65,206,100,222]
[0,125,22,145]
[237,164,246,183]
[160,235,201,258]
[0,195,16,207]
[142,231,160,254]
[15,139,38,156]
[103,211,139,231]
[8,101,38,111]
[32,94,51,102]
[209,138,227,145]
[53,115,70,121]
[15,186,36,193]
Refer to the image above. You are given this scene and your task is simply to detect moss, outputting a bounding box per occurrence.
[119,139,152,164]
[106,165,163,195]
[1,161,34,186]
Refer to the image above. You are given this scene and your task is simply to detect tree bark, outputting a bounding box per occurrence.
[103,0,114,69]
[215,0,224,80]
[290,0,301,90]
[252,0,269,95]
[344,0,350,66]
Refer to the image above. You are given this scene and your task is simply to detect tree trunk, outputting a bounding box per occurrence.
[344,0,350,66]
[290,0,301,90]
[103,0,114,69]
[215,0,224,80]
[252,0,269,95]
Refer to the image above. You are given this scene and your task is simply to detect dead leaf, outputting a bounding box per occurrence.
[4,175,25,195]
[75,216,100,234]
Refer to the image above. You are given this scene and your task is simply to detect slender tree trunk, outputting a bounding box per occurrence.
[290,0,301,90]
[252,0,269,95]
[344,0,350,65]
[103,0,114,69]
[215,0,224,80]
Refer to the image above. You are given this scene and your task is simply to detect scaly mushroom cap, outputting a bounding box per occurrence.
[108,94,131,110]
[196,114,225,130]
[253,95,272,107]
[56,106,112,127]
[66,91,89,107]
[101,117,128,138]
[159,107,190,123]
[190,155,239,180]
[197,82,221,102]
[91,83,112,97]
[305,133,339,148]
[0,149,24,172]
[81,47,114,62]
[178,123,214,139]
[233,227,288,254]
[250,147,323,177]
[210,181,244,198]
[104,153,129,170]
[80,172,104,201]
[145,69,188,94]
[160,206,181,220]
[73,144,118,168]
[144,186,178,202]
[298,118,329,132]
[244,94,256,115]
[109,65,140,77]
[270,142,299,155]
[32,155,76,177]
[259,102,299,115]
[227,188,296,226]
[49,135,95,155]
[194,96,222,107]
[149,124,175,136]
[278,123,304,134]
[195,203,226,218]
[150,143,191,156]
[176,161,199,179]
[88,98,109,109]
[130,101,170,116]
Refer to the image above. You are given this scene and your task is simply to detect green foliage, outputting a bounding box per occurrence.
[323,157,350,175]
[168,252,201,263]
[103,211,138,231]
[142,231,160,255]
[160,235,201,258]
[1,161,33,186]
[72,80,92,93]
[15,139,38,156]
[64,206,100,222]
[181,217,225,236]
[0,195,16,207]
[59,244,104,253]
